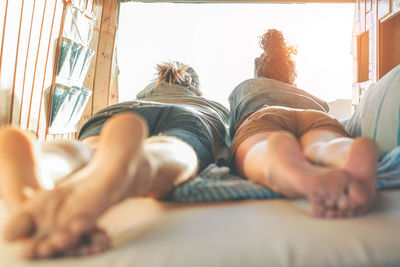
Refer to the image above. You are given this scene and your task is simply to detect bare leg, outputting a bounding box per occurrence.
[0,128,101,257]
[0,128,40,211]
[3,113,198,258]
[0,126,94,207]
[301,129,378,217]
[235,131,351,216]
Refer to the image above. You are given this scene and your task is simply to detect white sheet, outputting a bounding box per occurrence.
[1,189,400,267]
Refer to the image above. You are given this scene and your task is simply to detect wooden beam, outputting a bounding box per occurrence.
[91,0,119,114]
[121,0,355,4]
[36,0,64,140]
[108,39,119,106]
[79,0,104,131]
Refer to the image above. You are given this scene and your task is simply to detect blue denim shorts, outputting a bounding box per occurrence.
[78,101,214,171]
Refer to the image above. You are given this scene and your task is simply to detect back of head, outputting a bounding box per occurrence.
[156,61,202,96]
[254,29,297,86]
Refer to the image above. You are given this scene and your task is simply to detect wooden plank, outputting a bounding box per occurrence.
[0,0,8,76]
[0,0,23,127]
[54,134,64,140]
[19,0,46,130]
[108,36,119,105]
[121,0,356,3]
[86,0,93,11]
[366,0,372,12]
[68,132,76,140]
[78,0,104,132]
[0,0,8,127]
[37,0,64,141]
[10,0,26,125]
[45,2,68,140]
[11,0,36,126]
[27,0,58,135]
[91,0,118,114]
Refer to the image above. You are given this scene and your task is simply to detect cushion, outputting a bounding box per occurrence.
[345,64,400,156]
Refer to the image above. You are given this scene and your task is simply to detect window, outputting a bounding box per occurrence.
[380,14,400,78]
[118,3,355,107]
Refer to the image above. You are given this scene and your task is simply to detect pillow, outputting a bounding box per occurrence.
[345,64,400,156]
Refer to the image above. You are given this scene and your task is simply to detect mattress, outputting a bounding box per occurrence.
[1,189,400,267]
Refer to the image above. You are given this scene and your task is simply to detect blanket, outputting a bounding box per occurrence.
[171,147,400,203]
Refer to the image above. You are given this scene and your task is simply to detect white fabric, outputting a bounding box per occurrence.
[1,189,400,267]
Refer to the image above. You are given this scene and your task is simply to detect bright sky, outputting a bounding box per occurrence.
[117,2,355,108]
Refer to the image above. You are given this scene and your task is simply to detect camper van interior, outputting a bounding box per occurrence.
[1,0,400,266]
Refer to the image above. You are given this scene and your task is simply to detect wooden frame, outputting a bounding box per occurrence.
[378,0,391,19]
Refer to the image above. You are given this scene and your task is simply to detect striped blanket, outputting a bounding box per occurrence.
[171,148,400,203]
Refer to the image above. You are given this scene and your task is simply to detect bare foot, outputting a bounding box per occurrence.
[21,228,111,259]
[309,137,379,218]
[62,229,110,257]
[343,137,378,216]
[263,132,352,218]
[284,166,351,218]
[3,113,148,258]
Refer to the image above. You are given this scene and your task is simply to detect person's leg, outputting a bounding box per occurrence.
[0,127,95,202]
[235,131,351,202]
[3,112,198,258]
[152,105,215,172]
[300,129,378,217]
[0,128,41,211]
[232,107,355,217]
[296,109,379,217]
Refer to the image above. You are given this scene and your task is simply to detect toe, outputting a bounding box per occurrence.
[48,230,79,252]
[88,243,108,255]
[337,194,349,211]
[310,203,325,217]
[323,209,337,218]
[324,209,344,218]
[20,239,37,259]
[324,197,338,209]
[36,240,54,258]
[3,211,35,241]
[90,230,110,246]
[68,217,95,236]
[348,182,370,215]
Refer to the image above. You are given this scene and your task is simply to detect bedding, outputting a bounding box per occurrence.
[171,155,400,203]
[345,63,400,156]
[1,190,400,267]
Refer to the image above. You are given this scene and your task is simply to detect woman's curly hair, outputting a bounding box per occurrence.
[156,61,201,96]
[254,29,297,85]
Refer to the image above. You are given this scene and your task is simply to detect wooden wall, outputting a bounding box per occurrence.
[352,0,400,109]
[79,0,119,132]
[0,0,119,141]
[0,0,65,138]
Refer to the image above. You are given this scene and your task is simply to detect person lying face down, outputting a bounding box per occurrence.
[0,61,229,259]
[228,29,379,218]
